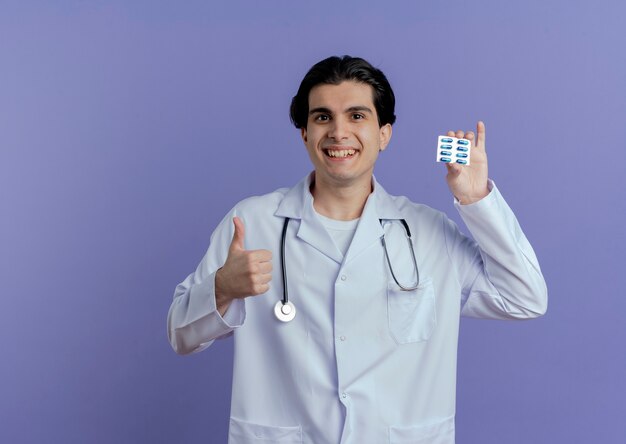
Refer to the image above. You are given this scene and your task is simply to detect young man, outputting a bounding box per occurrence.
[168,56,547,444]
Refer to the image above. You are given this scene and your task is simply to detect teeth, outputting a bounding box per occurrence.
[327,149,356,158]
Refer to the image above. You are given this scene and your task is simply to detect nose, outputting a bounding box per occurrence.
[328,117,349,140]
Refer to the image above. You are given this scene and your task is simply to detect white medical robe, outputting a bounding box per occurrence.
[168,173,547,444]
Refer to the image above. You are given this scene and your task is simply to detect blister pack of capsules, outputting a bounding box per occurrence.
[437,136,471,165]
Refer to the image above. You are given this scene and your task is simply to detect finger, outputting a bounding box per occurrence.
[455,130,464,139]
[465,131,475,148]
[476,121,486,148]
[252,283,270,295]
[446,162,462,175]
[250,271,272,285]
[248,249,273,262]
[447,130,455,137]
[257,272,273,284]
[256,261,273,274]
[230,216,245,252]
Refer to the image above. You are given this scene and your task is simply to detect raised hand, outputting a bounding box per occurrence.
[444,121,490,205]
[215,217,273,314]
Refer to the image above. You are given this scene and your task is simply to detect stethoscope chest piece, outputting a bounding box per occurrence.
[274,300,296,322]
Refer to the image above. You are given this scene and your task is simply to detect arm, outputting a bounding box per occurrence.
[444,182,548,319]
[167,211,244,355]
[442,121,547,318]
[167,214,272,355]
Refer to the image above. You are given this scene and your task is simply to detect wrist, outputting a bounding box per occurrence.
[215,269,233,315]
[455,186,490,205]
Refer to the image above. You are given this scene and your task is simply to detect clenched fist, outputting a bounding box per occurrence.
[215,217,273,315]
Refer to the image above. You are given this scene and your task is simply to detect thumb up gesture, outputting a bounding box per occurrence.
[215,217,273,313]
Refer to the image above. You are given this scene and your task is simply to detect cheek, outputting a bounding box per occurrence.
[304,138,320,157]
[365,129,381,147]
[374,131,381,145]
[306,130,323,148]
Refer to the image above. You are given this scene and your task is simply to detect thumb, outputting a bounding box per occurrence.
[446,162,462,177]
[229,216,245,252]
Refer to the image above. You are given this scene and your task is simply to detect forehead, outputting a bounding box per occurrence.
[308,81,375,109]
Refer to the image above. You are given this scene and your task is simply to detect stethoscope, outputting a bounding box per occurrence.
[274,217,420,322]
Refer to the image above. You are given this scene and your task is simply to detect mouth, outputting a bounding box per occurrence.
[323,148,357,159]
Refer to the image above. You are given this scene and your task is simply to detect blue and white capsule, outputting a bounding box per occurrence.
[437,135,471,165]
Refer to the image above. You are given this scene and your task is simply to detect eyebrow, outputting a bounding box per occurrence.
[308,105,374,115]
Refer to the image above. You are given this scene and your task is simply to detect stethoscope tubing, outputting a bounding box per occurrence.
[280,217,290,305]
[277,217,420,321]
[379,219,420,291]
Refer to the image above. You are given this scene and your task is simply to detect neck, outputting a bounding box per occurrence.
[310,173,373,221]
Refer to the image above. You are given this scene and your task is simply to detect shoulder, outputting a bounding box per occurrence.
[377,189,454,250]
[228,187,292,249]
[382,191,447,226]
[209,186,291,249]
[232,186,290,215]
[379,192,461,266]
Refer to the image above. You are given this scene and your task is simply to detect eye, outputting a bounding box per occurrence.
[352,113,365,120]
[314,114,329,122]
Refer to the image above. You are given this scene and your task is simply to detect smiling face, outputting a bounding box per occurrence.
[301,81,392,191]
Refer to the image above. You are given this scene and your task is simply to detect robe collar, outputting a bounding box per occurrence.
[274,172,404,264]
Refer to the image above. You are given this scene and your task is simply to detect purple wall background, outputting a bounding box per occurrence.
[1,1,624,443]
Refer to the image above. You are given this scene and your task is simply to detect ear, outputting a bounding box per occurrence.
[378,123,392,152]
[300,127,308,143]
